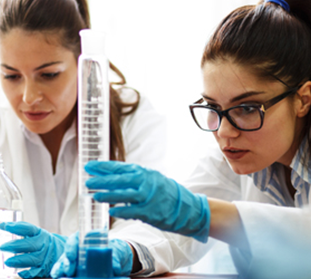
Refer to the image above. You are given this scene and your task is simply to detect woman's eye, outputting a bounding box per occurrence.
[240,106,258,114]
[207,103,220,110]
[41,72,60,79]
[3,74,20,80]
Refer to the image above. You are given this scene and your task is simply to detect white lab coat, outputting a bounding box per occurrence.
[133,146,311,278]
[0,88,211,276]
[0,90,167,236]
[1,88,310,277]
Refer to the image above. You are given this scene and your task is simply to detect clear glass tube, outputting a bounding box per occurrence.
[77,29,110,277]
[0,153,23,279]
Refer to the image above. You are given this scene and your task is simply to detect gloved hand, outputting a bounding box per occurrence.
[0,221,67,278]
[85,161,210,243]
[50,231,133,278]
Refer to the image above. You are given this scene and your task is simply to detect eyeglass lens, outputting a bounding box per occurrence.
[193,106,262,131]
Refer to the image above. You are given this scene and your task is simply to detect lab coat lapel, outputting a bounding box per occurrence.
[60,155,79,236]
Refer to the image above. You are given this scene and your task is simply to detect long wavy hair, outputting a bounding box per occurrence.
[0,0,140,161]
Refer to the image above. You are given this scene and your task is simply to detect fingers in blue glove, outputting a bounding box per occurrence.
[85,161,152,204]
[0,222,40,237]
[109,239,133,277]
[64,231,79,262]
[50,231,79,278]
[86,171,144,193]
[0,234,44,253]
[50,253,74,278]
[85,160,137,176]
[0,222,45,254]
[107,204,156,224]
[19,267,46,279]
[5,251,45,268]
[0,221,67,279]
[93,189,147,204]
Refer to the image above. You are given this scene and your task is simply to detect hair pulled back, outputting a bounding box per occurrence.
[0,0,139,161]
[202,0,311,153]
[0,0,88,58]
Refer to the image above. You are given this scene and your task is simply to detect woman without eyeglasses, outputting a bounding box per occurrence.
[0,0,167,278]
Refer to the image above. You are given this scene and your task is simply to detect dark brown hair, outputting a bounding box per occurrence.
[201,0,311,154]
[0,0,139,161]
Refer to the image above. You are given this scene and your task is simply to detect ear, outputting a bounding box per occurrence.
[295,81,311,118]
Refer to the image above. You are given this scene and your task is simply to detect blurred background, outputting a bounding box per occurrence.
[88,0,256,183]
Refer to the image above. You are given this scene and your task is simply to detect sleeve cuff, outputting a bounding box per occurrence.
[126,241,155,277]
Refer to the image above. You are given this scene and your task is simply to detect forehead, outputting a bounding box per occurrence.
[202,60,282,101]
[0,28,73,66]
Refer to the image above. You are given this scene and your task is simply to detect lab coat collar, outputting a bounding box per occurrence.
[21,118,77,145]
[249,135,311,207]
[290,136,310,184]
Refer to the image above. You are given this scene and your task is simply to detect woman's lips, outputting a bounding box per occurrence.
[23,111,51,121]
[222,148,249,160]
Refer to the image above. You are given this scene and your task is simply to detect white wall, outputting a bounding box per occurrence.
[88,0,256,182]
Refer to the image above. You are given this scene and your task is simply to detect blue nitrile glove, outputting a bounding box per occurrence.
[0,221,67,278]
[50,231,133,278]
[85,161,211,243]
[50,231,79,278]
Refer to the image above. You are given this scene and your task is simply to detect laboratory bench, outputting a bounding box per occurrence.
[133,272,239,279]
[42,273,239,279]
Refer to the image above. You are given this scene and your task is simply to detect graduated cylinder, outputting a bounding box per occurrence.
[77,29,110,277]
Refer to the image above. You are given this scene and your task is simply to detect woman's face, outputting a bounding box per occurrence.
[0,28,77,135]
[202,60,304,174]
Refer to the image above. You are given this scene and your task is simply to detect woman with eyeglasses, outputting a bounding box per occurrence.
[53,0,311,278]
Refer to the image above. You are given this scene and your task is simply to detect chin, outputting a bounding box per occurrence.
[24,124,52,135]
[228,163,257,175]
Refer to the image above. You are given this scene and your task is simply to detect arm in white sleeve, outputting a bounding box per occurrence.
[109,218,215,277]
[109,147,245,276]
[230,202,311,279]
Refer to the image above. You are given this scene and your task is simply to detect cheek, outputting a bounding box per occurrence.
[1,82,14,99]
[1,86,21,110]
[250,108,296,159]
[52,75,77,106]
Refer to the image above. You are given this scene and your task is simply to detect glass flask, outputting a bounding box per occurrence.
[0,153,23,279]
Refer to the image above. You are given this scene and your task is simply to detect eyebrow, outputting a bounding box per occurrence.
[0,61,63,71]
[202,91,266,103]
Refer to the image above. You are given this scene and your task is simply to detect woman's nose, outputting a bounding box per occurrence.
[22,81,43,105]
[216,116,240,139]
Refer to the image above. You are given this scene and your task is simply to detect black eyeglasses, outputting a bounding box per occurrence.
[189,85,301,132]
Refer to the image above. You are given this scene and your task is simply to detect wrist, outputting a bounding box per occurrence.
[127,242,142,273]
[191,193,211,243]
[174,183,210,243]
